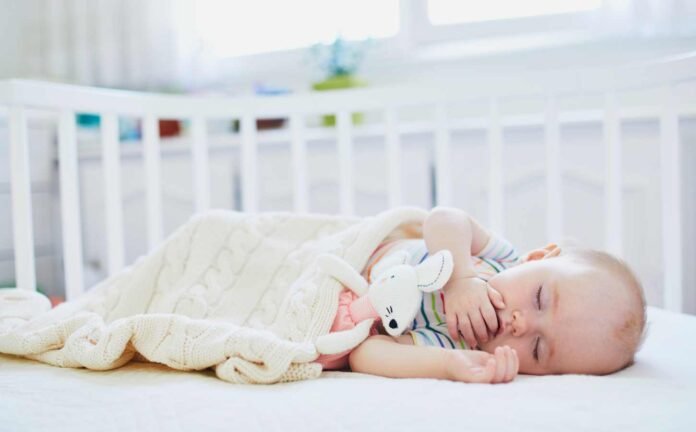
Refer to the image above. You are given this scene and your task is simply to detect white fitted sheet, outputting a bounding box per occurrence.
[1,306,694,432]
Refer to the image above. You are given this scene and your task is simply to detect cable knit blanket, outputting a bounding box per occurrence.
[0,207,426,384]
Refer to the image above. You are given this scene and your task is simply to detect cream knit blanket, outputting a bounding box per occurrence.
[0,207,426,384]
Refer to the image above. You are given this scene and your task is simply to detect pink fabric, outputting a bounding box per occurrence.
[315,289,379,370]
[348,295,379,323]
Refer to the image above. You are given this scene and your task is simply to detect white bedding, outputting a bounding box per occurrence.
[0,208,427,384]
[1,306,694,431]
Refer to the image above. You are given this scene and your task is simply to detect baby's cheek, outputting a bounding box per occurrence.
[479,334,512,352]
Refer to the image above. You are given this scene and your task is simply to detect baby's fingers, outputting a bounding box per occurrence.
[468,358,497,383]
[480,301,499,337]
[458,314,478,349]
[492,347,508,383]
[447,314,459,341]
[487,286,506,310]
[469,312,489,345]
[504,348,519,382]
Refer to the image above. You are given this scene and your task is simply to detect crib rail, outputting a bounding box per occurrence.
[1,52,695,310]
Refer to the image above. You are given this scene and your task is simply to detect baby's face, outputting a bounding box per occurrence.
[479,255,629,375]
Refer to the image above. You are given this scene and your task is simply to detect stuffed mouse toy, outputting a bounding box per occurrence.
[315,249,454,357]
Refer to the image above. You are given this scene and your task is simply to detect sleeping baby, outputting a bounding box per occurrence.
[321,206,647,383]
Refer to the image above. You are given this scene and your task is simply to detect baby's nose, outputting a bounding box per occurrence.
[511,310,528,336]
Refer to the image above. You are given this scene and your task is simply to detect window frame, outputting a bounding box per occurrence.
[209,0,611,66]
[208,0,673,91]
[404,0,605,47]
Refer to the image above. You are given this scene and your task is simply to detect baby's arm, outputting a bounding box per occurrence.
[349,335,518,383]
[423,207,505,348]
[423,206,490,279]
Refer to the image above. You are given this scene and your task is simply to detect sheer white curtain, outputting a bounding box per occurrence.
[1,0,209,91]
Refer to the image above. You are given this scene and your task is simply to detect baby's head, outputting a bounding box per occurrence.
[479,244,646,375]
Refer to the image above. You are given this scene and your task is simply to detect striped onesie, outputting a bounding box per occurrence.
[362,233,519,350]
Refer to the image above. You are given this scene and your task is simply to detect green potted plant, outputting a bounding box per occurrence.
[310,37,371,126]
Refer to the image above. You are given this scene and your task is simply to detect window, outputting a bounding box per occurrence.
[427,0,603,25]
[193,0,399,57]
[406,0,606,49]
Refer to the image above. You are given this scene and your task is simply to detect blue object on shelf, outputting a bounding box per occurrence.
[76,113,100,128]
[119,118,141,141]
[76,113,141,141]
[253,83,291,96]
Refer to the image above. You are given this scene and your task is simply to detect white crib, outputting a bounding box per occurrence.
[0,53,694,312]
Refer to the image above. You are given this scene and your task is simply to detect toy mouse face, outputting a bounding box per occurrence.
[369,265,421,335]
[368,250,454,337]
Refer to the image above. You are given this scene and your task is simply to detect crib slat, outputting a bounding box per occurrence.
[58,110,85,299]
[336,110,354,215]
[240,115,258,212]
[290,113,309,213]
[545,96,563,242]
[385,107,401,208]
[8,107,36,291]
[604,92,623,256]
[660,85,683,312]
[191,116,211,213]
[434,104,452,206]
[143,114,163,249]
[488,99,505,235]
[101,113,125,274]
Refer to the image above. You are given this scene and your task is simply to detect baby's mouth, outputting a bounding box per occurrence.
[495,314,505,337]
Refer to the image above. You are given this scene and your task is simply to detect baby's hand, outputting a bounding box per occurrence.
[445,346,518,384]
[444,277,505,348]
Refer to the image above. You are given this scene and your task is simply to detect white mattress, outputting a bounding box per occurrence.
[1,306,695,431]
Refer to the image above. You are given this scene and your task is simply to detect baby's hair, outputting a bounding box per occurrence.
[559,247,648,373]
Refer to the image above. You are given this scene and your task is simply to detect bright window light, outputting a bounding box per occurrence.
[427,0,603,25]
[194,0,399,57]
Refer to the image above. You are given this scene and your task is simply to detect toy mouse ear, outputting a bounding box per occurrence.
[371,250,410,280]
[415,250,454,293]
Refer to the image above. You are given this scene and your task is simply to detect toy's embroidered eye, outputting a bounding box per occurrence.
[390,275,395,279]
[387,306,393,314]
